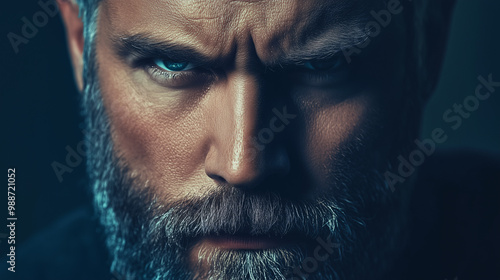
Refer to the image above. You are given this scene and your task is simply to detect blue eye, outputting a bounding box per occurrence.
[302,56,345,71]
[153,59,195,72]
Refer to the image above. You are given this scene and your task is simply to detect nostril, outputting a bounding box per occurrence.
[207,173,227,184]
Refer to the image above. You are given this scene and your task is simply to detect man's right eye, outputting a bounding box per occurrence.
[140,59,214,89]
[153,59,196,72]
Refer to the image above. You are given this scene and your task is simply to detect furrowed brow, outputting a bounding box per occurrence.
[275,20,372,67]
[112,33,214,66]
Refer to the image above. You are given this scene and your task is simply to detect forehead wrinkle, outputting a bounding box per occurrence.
[102,0,237,62]
[103,0,384,68]
[249,1,376,65]
[157,0,376,60]
[163,0,255,22]
[281,21,371,64]
[157,0,252,61]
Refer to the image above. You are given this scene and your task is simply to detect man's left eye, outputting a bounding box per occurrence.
[153,59,196,72]
[302,56,346,72]
[291,56,351,87]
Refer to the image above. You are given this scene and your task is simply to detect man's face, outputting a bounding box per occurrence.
[84,0,412,279]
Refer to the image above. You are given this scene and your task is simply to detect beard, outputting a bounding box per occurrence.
[96,165,347,280]
[88,152,402,280]
[80,33,408,280]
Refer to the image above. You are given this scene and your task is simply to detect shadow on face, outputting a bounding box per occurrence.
[57,0,457,279]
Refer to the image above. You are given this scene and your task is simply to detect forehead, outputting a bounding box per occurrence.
[100,0,382,62]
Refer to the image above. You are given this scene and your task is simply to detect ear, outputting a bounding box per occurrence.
[422,0,457,99]
[58,0,84,92]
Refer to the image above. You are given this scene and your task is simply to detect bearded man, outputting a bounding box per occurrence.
[6,0,500,279]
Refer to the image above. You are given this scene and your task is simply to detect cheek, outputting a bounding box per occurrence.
[297,92,378,186]
[97,48,209,197]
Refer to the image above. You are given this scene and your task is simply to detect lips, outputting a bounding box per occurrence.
[195,233,305,250]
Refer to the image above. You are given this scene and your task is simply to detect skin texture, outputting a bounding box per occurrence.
[57,0,457,279]
[96,0,403,198]
[85,0,399,276]
[96,0,405,259]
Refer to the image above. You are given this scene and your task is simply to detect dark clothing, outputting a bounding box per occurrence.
[1,207,112,280]
[2,152,499,280]
[399,151,500,280]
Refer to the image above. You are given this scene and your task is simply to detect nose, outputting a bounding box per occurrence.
[204,72,290,190]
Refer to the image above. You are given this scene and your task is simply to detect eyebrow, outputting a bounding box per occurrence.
[112,34,216,67]
[279,23,372,66]
[112,23,371,70]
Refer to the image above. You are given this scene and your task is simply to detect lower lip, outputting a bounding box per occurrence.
[203,235,289,250]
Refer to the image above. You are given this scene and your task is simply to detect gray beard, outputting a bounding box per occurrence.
[80,41,408,280]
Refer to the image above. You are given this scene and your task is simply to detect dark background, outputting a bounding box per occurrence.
[1,0,499,263]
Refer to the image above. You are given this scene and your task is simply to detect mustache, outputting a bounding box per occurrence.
[154,188,339,242]
[97,157,360,280]
[110,172,346,249]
